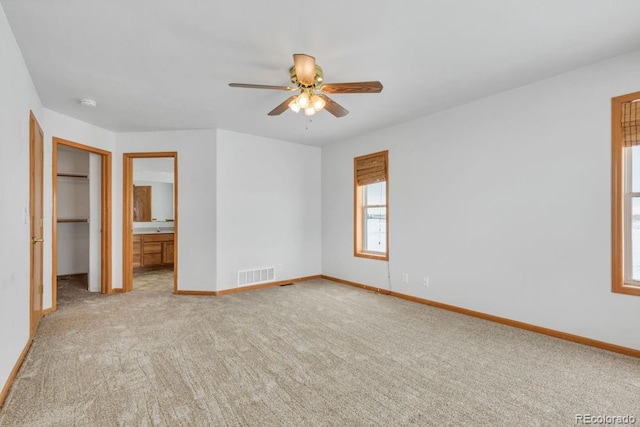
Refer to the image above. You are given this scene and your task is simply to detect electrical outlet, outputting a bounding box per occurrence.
[423,276,429,287]
[277,263,283,272]
[401,273,409,284]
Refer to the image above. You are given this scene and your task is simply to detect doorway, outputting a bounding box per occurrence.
[52,138,112,311]
[122,152,178,293]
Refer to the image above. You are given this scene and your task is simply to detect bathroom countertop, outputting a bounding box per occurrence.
[133,228,174,235]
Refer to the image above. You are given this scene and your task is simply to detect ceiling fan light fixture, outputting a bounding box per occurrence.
[304,106,316,116]
[296,92,310,108]
[311,95,326,112]
[288,99,301,113]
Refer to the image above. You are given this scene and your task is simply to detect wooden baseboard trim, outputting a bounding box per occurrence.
[173,290,218,296]
[42,307,55,315]
[111,288,124,294]
[213,275,322,296]
[0,339,32,408]
[322,275,392,295]
[321,275,640,359]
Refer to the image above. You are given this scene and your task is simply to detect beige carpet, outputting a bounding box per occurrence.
[133,267,174,292]
[1,278,639,426]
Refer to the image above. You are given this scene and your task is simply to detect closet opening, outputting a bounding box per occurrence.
[52,138,112,311]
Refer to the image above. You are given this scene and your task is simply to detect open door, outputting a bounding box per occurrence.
[29,112,44,338]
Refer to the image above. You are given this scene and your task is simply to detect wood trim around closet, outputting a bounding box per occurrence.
[52,137,112,312]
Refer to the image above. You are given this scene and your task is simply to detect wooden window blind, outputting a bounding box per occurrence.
[622,100,640,147]
[355,151,388,186]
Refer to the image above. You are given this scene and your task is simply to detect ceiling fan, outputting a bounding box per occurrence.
[229,54,383,118]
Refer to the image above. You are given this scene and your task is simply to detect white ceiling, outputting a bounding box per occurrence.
[3,1,640,146]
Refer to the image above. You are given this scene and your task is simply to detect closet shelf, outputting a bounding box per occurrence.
[57,173,88,179]
[57,218,89,223]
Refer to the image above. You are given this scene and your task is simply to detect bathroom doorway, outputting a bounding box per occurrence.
[122,152,178,292]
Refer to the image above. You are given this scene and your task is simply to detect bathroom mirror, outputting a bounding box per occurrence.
[133,158,175,223]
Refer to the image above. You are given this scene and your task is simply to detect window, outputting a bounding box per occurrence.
[612,92,640,296]
[354,151,389,260]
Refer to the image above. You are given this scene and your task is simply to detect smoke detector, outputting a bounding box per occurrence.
[80,98,97,107]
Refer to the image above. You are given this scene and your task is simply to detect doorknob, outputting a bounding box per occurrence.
[32,237,44,243]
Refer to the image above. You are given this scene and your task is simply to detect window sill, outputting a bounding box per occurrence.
[613,283,640,296]
[355,252,389,262]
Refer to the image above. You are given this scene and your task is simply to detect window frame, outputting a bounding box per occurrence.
[612,91,640,296]
[354,151,389,261]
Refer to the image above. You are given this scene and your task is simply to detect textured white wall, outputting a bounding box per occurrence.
[56,177,89,220]
[322,50,640,350]
[56,223,89,275]
[0,2,44,399]
[115,130,217,291]
[216,129,321,291]
[56,147,89,175]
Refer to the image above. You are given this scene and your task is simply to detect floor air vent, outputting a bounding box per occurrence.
[237,267,275,287]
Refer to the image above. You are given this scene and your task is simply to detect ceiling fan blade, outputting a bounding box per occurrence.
[293,54,316,86]
[229,83,295,91]
[268,95,297,116]
[320,81,383,94]
[318,94,349,117]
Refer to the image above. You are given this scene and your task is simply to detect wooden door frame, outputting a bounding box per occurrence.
[122,152,178,293]
[29,111,44,338]
[52,137,112,311]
